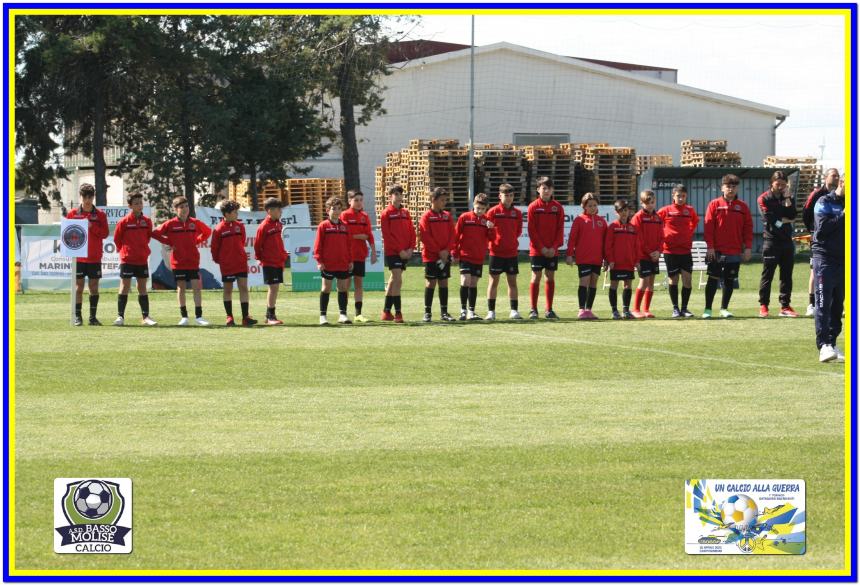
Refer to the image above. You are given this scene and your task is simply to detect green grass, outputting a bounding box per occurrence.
[12,261,847,571]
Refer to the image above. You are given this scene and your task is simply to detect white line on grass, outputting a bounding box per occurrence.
[503,328,844,378]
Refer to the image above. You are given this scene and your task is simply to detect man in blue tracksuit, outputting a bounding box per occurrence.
[811,175,845,363]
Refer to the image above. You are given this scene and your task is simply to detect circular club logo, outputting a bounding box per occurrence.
[62,225,88,250]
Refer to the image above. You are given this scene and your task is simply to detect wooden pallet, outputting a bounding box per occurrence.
[680,151,742,167]
[636,154,674,174]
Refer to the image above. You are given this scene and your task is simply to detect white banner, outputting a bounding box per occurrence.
[515,205,615,251]
[99,206,152,227]
[59,219,89,258]
[286,227,383,291]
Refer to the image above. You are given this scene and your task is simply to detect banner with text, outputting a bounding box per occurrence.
[287,227,384,292]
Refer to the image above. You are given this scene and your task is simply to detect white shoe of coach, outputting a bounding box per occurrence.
[819,345,838,363]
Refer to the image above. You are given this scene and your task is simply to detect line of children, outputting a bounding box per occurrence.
[67,183,110,326]
[565,192,607,319]
[485,183,524,320]
[112,192,156,326]
[379,184,415,323]
[603,199,638,320]
[341,190,377,323]
[211,200,257,326]
[453,193,493,321]
[418,187,456,322]
[629,190,663,319]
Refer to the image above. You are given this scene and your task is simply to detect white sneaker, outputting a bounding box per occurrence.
[510,309,523,320]
[806,304,815,317]
[319,315,329,325]
[113,316,124,326]
[719,309,734,319]
[195,317,210,326]
[178,317,189,326]
[142,316,158,326]
[819,345,838,363]
[466,310,476,320]
[485,310,496,321]
[337,314,351,324]
[835,347,845,363]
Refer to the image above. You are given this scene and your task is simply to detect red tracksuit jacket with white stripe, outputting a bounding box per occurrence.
[380,204,416,255]
[211,220,249,276]
[66,206,109,264]
[630,209,663,261]
[604,220,639,271]
[454,211,490,264]
[314,219,352,272]
[485,203,523,258]
[419,209,455,262]
[566,213,607,266]
[704,196,753,255]
[152,216,212,270]
[113,211,152,266]
[527,198,565,256]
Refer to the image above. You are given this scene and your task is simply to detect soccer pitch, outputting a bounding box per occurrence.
[12,260,846,571]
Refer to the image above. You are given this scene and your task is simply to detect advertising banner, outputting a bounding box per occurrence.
[288,227,384,292]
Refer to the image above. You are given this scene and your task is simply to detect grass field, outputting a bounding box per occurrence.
[12,260,847,572]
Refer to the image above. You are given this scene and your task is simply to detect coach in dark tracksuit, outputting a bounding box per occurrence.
[757,171,798,315]
[811,178,845,362]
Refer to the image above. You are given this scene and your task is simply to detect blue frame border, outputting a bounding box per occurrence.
[3,2,856,582]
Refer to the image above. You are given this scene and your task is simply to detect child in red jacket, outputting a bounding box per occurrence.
[630,190,663,318]
[604,199,639,319]
[67,183,109,326]
[341,189,377,322]
[211,200,257,327]
[314,196,353,325]
[527,176,565,320]
[453,193,493,321]
[418,187,456,322]
[112,192,156,326]
[566,193,607,319]
[152,196,212,326]
[485,183,524,320]
[254,197,289,325]
[379,184,415,322]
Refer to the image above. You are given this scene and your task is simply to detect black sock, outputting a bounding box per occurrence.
[223,300,233,317]
[117,294,128,318]
[89,294,99,318]
[320,292,330,315]
[809,293,815,306]
[180,305,188,318]
[195,306,202,319]
[609,288,618,310]
[240,301,249,318]
[721,285,734,310]
[439,287,448,313]
[424,288,434,313]
[468,287,478,312]
[393,296,402,313]
[337,291,348,314]
[669,284,679,309]
[704,278,719,310]
[622,288,632,310]
[266,307,275,319]
[578,286,587,309]
[488,298,497,312]
[384,295,393,312]
[587,287,597,310]
[681,287,691,311]
[511,299,518,311]
[138,295,149,318]
[460,286,468,311]
[75,303,82,318]
[355,301,363,316]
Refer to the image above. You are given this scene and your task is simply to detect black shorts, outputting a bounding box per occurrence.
[119,263,148,279]
[664,253,693,276]
[321,269,351,281]
[221,272,248,283]
[76,262,102,280]
[489,255,519,275]
[459,261,484,277]
[637,259,660,278]
[577,264,602,278]
[609,269,635,281]
[424,261,451,280]
[351,261,366,277]
[262,266,284,285]
[530,255,559,272]
[172,268,200,282]
[385,255,408,270]
[707,254,741,284]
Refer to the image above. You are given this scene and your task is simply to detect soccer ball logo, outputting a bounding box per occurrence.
[74,480,113,519]
[720,494,758,533]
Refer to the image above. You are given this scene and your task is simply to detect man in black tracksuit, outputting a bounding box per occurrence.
[802,168,841,315]
[757,171,798,317]
[811,176,845,362]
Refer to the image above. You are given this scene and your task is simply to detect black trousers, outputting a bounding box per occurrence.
[758,241,795,307]
[813,257,844,349]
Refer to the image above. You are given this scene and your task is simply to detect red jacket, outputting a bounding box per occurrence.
[485,203,523,258]
[66,206,109,264]
[704,196,753,255]
[566,213,607,266]
[604,220,639,271]
[630,209,664,261]
[253,216,288,268]
[211,220,249,276]
[380,204,416,255]
[418,209,455,262]
[340,207,375,262]
[454,211,490,264]
[527,198,565,256]
[152,216,212,270]
[113,211,152,266]
[657,203,699,254]
[314,219,351,272]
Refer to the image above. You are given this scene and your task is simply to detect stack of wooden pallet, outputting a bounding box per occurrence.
[228,181,283,211]
[523,145,575,204]
[636,154,674,175]
[283,178,345,225]
[474,144,528,204]
[680,139,741,167]
[581,147,637,204]
[407,146,471,215]
[763,155,823,212]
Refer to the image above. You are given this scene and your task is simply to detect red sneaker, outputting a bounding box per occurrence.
[759,305,769,318]
[266,318,283,325]
[381,311,394,321]
[643,311,655,319]
[779,306,799,318]
[394,312,405,323]
[630,310,646,319]
[225,315,236,327]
